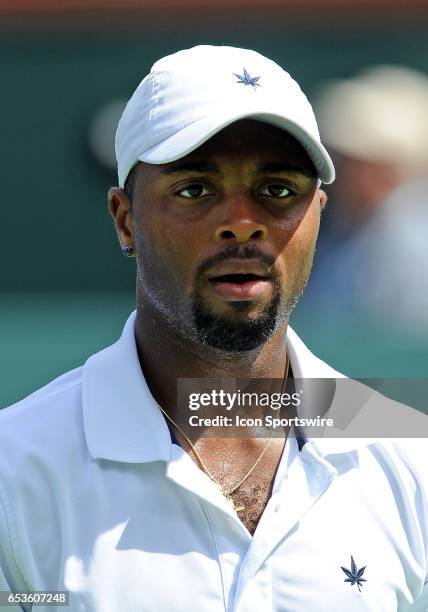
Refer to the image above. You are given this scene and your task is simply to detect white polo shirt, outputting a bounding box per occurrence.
[0,311,427,611]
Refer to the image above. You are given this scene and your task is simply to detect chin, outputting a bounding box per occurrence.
[191,293,282,353]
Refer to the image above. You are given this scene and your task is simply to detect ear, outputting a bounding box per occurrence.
[108,187,134,249]
[319,189,328,212]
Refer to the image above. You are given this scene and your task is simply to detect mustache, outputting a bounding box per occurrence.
[196,245,276,278]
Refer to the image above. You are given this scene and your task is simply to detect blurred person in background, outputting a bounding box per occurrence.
[304,66,428,331]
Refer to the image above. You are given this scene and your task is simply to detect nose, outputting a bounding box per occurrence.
[214,193,268,243]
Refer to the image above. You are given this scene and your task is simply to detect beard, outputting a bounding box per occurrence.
[191,284,282,352]
[188,244,306,353]
[137,242,309,354]
[191,253,304,352]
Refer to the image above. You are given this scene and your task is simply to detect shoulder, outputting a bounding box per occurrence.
[0,366,86,481]
[385,438,428,492]
[0,365,83,426]
[286,325,345,379]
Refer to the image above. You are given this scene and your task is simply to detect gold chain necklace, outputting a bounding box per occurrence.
[156,354,290,513]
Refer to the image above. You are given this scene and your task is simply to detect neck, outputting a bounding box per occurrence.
[134,302,289,420]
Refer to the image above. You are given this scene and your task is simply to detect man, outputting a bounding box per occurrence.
[303,65,428,331]
[0,45,427,611]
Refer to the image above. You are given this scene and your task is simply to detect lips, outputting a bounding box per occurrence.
[208,272,272,301]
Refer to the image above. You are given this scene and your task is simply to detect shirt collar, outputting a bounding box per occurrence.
[82,310,172,463]
[82,310,372,463]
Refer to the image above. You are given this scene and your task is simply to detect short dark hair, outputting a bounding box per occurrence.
[123,165,138,202]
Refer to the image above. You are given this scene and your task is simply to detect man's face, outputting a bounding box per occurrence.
[113,119,325,352]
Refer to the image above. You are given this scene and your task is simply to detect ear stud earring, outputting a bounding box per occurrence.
[122,245,135,258]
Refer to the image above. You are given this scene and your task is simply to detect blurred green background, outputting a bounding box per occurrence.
[1,6,428,409]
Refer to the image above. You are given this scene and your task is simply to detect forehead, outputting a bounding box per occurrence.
[196,119,312,163]
[135,119,316,181]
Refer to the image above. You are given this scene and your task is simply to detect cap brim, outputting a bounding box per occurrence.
[137,110,335,184]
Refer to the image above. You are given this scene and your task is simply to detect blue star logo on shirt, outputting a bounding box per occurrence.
[341,556,367,592]
[234,68,261,90]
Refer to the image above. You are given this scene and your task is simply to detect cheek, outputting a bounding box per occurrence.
[293,205,320,255]
[277,203,321,277]
[137,219,197,289]
[298,205,321,246]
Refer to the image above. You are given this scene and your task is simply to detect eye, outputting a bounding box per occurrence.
[176,183,212,199]
[260,184,294,198]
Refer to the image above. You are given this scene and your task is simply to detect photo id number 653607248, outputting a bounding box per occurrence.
[0,591,69,606]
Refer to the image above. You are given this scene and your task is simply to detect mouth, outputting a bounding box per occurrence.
[208,273,272,301]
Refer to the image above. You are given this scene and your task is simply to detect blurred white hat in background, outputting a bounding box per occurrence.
[316,65,428,175]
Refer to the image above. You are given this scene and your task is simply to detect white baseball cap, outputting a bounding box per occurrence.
[115,45,335,188]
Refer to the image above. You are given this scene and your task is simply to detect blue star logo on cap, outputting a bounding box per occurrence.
[234,68,261,90]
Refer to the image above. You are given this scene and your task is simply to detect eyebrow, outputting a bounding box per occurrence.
[258,162,315,178]
[159,159,316,178]
[160,161,220,175]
